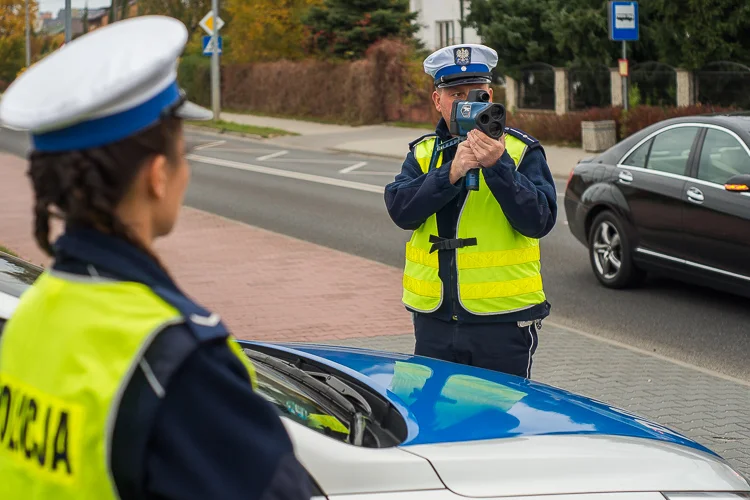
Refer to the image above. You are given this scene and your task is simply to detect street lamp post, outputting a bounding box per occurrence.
[64,0,72,42]
[459,0,465,44]
[25,0,31,66]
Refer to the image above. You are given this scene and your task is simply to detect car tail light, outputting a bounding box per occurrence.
[565,166,575,191]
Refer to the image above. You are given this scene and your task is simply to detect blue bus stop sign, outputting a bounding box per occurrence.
[608,1,639,41]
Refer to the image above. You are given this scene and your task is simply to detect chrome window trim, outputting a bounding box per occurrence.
[635,247,750,282]
[693,126,750,185]
[617,123,750,191]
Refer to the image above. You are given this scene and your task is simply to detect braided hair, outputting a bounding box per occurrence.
[27,117,182,261]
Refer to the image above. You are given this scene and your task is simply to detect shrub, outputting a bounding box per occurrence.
[506,103,738,147]
[178,55,211,108]
[221,39,436,125]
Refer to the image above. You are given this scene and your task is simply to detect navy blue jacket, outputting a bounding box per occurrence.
[385,118,557,324]
[51,228,312,500]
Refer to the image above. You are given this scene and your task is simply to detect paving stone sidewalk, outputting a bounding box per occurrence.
[320,327,750,476]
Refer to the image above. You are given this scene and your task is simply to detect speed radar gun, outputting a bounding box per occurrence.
[447,89,507,191]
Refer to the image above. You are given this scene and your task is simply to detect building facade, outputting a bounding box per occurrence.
[410,0,482,51]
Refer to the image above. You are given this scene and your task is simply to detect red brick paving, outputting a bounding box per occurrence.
[0,153,413,342]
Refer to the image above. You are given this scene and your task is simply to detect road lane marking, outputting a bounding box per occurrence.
[193,140,226,151]
[262,158,355,165]
[346,171,398,176]
[187,154,385,194]
[339,161,368,174]
[257,150,289,161]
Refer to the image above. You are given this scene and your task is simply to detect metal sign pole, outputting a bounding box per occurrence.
[25,0,31,66]
[210,0,220,120]
[622,41,628,111]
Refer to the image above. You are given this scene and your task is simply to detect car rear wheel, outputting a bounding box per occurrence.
[588,211,645,289]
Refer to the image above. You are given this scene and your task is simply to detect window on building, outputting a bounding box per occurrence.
[436,20,454,48]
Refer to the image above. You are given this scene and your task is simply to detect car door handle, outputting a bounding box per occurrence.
[687,187,704,203]
[618,170,633,184]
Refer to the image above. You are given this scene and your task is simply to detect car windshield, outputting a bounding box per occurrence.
[0,253,42,298]
[253,361,352,443]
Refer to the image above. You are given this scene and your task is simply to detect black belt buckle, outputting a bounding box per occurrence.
[429,235,478,253]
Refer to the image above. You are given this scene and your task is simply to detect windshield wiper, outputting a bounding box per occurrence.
[243,348,371,445]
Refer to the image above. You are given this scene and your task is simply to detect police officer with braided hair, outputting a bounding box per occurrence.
[0,16,311,500]
[385,44,557,379]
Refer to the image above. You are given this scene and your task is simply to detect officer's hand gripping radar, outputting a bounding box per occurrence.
[448,89,506,191]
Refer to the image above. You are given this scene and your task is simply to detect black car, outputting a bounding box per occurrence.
[564,113,750,297]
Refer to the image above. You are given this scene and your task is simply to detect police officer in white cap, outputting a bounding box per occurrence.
[0,16,311,500]
[385,44,557,379]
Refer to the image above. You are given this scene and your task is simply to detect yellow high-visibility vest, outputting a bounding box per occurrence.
[402,133,546,315]
[0,270,255,499]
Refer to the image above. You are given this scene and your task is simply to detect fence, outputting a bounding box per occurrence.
[696,61,750,110]
[518,63,556,110]
[568,64,611,111]
[629,62,677,107]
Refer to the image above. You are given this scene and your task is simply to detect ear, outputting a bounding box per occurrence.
[432,89,441,112]
[487,86,494,102]
[144,154,169,200]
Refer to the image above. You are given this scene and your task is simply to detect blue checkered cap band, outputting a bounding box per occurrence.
[423,44,498,85]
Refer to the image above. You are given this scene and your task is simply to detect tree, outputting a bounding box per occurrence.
[224,0,321,63]
[643,0,750,70]
[137,0,213,33]
[466,0,562,78]
[302,0,420,60]
[0,0,37,86]
[82,3,89,34]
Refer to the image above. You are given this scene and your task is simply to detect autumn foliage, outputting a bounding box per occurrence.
[0,0,38,88]
[224,0,323,63]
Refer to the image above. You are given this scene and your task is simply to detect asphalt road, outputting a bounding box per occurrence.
[2,127,749,380]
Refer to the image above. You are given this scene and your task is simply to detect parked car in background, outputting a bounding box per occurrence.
[1,250,749,498]
[564,113,750,296]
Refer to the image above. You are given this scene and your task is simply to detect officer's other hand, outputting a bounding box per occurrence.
[450,141,480,184]
[467,129,506,167]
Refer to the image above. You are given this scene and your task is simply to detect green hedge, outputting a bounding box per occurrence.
[178,55,211,108]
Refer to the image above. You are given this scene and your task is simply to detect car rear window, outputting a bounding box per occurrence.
[0,253,42,297]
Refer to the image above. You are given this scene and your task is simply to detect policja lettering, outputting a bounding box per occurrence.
[0,376,78,482]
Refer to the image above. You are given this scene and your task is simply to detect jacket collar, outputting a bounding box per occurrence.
[435,117,453,141]
[52,226,179,293]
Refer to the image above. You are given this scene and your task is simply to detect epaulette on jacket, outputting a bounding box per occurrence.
[409,133,438,151]
[505,127,540,148]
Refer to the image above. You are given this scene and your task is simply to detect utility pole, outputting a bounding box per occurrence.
[459,0,465,44]
[64,0,72,42]
[25,0,31,67]
[210,0,220,120]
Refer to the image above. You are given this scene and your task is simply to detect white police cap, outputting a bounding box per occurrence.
[0,15,212,153]
[423,43,498,88]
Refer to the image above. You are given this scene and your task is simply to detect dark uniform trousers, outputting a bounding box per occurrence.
[413,313,540,379]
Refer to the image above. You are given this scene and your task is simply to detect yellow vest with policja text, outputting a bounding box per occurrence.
[402,133,546,315]
[0,270,257,499]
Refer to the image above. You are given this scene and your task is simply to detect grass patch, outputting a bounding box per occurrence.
[386,121,434,130]
[187,119,298,138]
[222,108,355,126]
[0,245,18,257]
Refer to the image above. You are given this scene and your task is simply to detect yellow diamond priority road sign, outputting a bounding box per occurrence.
[199,11,224,35]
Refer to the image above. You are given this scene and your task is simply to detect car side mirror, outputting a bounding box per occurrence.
[724,174,750,192]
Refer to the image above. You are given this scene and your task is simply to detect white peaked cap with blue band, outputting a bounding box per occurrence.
[0,15,212,153]
[423,43,498,88]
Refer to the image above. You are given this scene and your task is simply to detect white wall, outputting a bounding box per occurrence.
[410,0,482,52]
